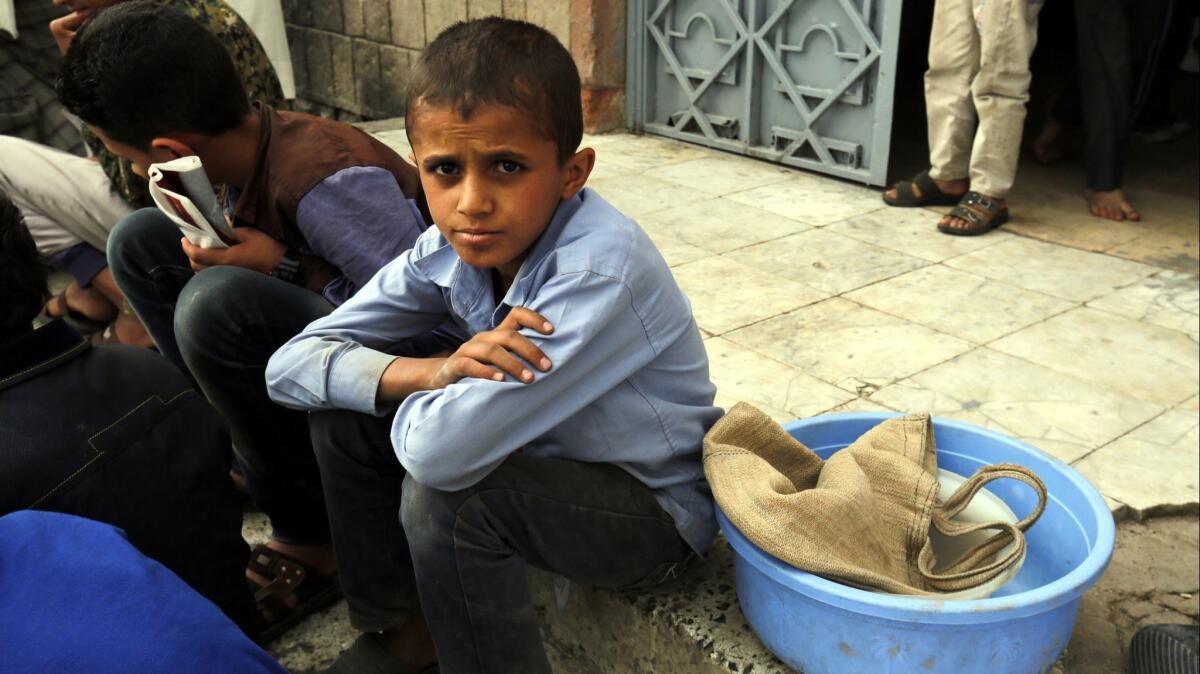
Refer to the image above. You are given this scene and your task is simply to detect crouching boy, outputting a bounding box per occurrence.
[267,18,721,673]
[57,1,441,636]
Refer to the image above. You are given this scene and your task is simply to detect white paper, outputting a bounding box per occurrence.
[147,156,234,249]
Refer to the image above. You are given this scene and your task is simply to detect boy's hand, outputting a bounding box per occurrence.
[49,10,92,55]
[428,308,554,389]
[180,227,287,274]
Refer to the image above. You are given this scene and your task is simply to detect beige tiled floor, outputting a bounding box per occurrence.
[582,132,1199,514]
[1073,409,1200,512]
[371,129,1200,515]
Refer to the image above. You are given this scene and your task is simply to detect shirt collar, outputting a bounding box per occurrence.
[230,102,275,227]
[502,190,585,306]
[413,191,586,326]
[0,319,89,392]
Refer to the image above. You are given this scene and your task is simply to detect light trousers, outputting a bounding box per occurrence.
[0,134,132,255]
[925,0,1043,198]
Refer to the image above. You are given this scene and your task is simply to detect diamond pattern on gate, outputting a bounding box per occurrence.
[644,0,884,170]
[646,0,752,142]
[755,0,882,166]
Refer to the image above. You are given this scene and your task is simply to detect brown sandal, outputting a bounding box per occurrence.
[247,544,342,643]
[939,191,1009,236]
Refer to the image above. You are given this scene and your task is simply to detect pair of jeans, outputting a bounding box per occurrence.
[309,410,694,674]
[108,208,333,544]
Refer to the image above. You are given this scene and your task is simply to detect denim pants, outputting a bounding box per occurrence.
[107,208,333,544]
[309,410,694,674]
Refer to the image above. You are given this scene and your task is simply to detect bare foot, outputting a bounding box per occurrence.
[1033,116,1065,164]
[45,281,118,324]
[884,177,968,202]
[93,312,156,348]
[1085,189,1141,222]
[939,194,1007,232]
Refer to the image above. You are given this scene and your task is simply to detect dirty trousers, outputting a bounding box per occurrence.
[310,410,693,674]
[925,0,1042,198]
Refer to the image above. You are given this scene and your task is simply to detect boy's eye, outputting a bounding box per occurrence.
[497,160,522,174]
[431,163,459,176]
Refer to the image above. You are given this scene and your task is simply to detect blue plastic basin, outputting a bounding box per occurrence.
[718,413,1115,674]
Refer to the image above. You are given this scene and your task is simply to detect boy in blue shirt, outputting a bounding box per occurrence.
[267,18,721,673]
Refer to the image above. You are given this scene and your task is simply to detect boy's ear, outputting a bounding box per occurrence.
[560,147,596,200]
[149,137,195,159]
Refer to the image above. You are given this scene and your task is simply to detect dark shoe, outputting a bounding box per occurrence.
[248,544,342,644]
[883,170,965,207]
[44,290,111,335]
[322,633,438,674]
[1129,624,1199,674]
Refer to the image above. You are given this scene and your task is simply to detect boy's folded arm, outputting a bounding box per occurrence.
[294,166,428,293]
[265,250,449,414]
[393,271,658,490]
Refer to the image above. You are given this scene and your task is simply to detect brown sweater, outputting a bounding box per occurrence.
[229,103,425,294]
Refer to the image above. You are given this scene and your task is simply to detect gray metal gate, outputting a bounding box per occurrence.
[626,0,902,186]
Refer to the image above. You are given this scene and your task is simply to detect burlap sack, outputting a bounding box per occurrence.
[703,403,1047,595]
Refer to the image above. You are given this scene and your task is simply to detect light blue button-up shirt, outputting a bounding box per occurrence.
[266,188,721,553]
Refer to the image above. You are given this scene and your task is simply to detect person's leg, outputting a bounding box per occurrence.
[174,266,335,552]
[940,0,1041,232]
[43,244,120,327]
[922,0,978,196]
[400,456,695,674]
[891,0,976,203]
[0,135,132,255]
[309,410,434,667]
[1075,0,1141,220]
[1131,0,1184,135]
[106,208,197,369]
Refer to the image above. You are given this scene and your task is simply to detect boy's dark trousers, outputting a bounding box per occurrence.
[107,207,334,545]
[309,410,696,674]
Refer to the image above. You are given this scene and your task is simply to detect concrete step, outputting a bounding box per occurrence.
[532,540,792,674]
[532,538,1073,674]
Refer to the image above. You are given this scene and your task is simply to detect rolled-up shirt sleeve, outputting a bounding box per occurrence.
[265,246,450,415]
[394,270,658,491]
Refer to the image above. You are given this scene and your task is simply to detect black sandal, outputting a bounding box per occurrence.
[44,291,113,335]
[883,170,965,207]
[247,544,342,644]
[939,192,1009,236]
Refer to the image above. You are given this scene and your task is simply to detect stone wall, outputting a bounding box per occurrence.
[281,0,625,131]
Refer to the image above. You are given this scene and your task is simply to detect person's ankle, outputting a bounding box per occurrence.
[266,540,337,576]
[932,177,968,193]
[378,616,437,666]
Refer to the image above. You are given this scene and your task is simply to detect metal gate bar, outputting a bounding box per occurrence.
[627,0,902,186]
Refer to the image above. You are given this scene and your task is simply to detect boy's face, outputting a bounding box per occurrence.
[88,125,191,180]
[408,103,594,284]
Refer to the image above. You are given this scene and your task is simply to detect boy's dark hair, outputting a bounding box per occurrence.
[0,192,49,341]
[57,0,249,150]
[406,18,583,163]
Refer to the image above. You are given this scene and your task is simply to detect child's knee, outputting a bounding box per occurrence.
[399,474,461,550]
[174,267,255,351]
[106,208,176,267]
